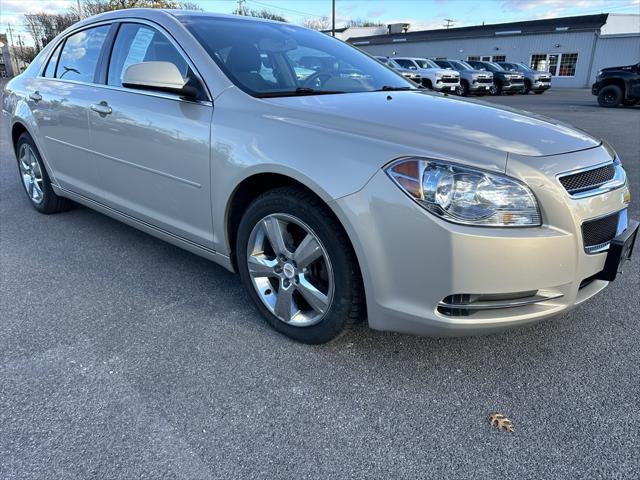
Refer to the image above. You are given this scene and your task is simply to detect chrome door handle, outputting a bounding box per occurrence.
[29,91,42,103]
[90,102,112,116]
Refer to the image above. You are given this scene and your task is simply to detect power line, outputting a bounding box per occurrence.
[246,0,321,18]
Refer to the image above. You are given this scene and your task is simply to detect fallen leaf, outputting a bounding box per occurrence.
[489,412,515,432]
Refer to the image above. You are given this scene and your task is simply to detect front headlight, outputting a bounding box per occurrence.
[386,158,541,227]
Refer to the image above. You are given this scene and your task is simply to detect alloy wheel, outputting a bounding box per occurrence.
[18,144,44,204]
[246,213,334,327]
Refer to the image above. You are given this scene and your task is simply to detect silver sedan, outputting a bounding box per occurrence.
[3,9,637,343]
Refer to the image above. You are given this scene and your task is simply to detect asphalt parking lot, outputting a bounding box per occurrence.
[1,87,639,479]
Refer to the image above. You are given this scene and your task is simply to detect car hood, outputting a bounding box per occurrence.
[262,91,600,158]
[428,68,459,76]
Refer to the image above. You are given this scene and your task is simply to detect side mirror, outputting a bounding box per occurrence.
[122,61,198,100]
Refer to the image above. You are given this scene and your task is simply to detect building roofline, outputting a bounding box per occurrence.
[347,13,609,45]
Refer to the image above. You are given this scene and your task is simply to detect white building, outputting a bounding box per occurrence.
[348,14,640,88]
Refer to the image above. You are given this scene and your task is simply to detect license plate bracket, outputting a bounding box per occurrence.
[595,219,639,282]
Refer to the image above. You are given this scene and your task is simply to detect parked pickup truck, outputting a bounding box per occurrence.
[433,59,493,96]
[592,62,640,107]
[497,62,551,94]
[374,56,422,85]
[392,57,460,93]
[466,60,524,95]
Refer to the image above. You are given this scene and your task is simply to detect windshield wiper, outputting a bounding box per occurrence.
[255,88,346,98]
[376,85,419,92]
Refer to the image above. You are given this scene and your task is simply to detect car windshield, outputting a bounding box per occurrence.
[449,60,473,71]
[414,59,432,68]
[180,16,415,97]
[516,63,532,72]
[484,62,504,72]
[387,58,403,69]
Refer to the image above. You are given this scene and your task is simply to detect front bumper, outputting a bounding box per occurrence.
[504,82,525,91]
[433,78,460,92]
[533,79,552,91]
[333,146,632,336]
[469,82,492,94]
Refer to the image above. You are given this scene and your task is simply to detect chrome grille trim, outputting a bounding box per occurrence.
[556,160,626,199]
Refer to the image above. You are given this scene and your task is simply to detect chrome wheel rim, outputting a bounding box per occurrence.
[246,213,334,327]
[18,144,44,205]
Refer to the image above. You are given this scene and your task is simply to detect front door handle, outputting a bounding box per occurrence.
[29,91,42,103]
[90,101,112,116]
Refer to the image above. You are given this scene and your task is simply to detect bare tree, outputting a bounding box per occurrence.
[232,8,288,23]
[72,0,202,17]
[303,16,331,31]
[25,12,79,51]
[345,18,384,28]
[14,45,37,65]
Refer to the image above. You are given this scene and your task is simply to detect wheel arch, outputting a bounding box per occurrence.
[600,78,626,96]
[224,173,364,300]
[11,121,30,153]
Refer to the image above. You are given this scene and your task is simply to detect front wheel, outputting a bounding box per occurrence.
[597,85,622,107]
[489,83,502,96]
[458,81,469,96]
[237,187,364,344]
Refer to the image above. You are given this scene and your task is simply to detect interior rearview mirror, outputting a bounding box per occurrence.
[122,61,198,100]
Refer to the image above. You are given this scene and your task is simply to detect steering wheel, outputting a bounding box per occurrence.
[302,72,332,89]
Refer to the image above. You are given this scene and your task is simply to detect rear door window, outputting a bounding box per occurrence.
[43,41,64,78]
[57,25,110,82]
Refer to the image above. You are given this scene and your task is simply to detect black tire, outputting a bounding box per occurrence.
[423,78,433,89]
[490,82,502,96]
[15,133,73,214]
[597,85,623,107]
[237,186,364,344]
[523,79,531,94]
[533,91,544,95]
[458,80,469,96]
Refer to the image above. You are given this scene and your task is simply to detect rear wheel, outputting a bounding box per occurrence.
[15,133,72,214]
[597,85,622,107]
[237,187,364,344]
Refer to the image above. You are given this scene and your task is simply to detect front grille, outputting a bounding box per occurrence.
[510,78,524,84]
[476,77,492,84]
[582,212,619,252]
[558,163,616,195]
[441,77,458,83]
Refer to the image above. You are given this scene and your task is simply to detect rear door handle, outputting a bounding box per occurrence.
[90,101,112,116]
[29,91,42,103]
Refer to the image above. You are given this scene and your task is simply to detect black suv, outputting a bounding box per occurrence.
[592,62,640,107]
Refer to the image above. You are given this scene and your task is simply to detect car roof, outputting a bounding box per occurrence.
[68,8,288,31]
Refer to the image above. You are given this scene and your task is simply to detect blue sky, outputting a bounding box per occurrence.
[2,0,639,45]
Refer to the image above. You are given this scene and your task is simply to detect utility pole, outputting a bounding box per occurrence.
[7,23,15,47]
[6,24,17,76]
[444,18,455,29]
[332,0,336,37]
[17,35,26,70]
[237,0,247,16]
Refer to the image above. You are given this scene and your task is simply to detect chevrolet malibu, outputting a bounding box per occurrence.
[3,10,637,343]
